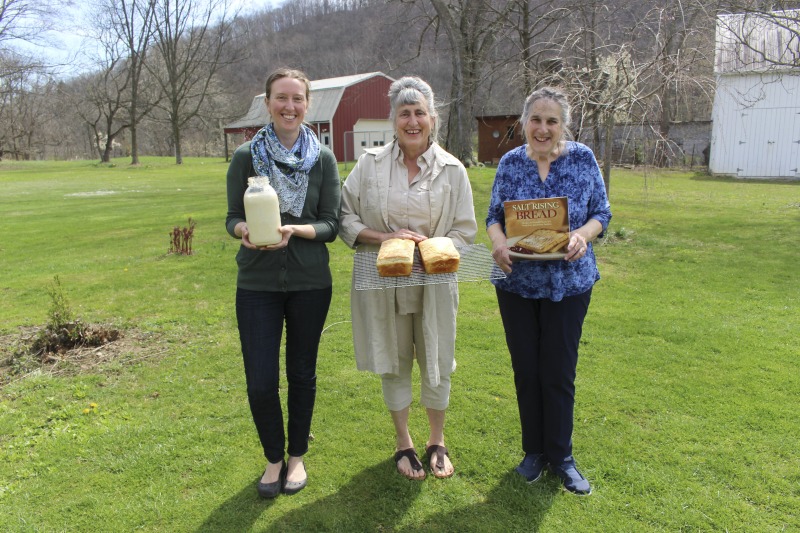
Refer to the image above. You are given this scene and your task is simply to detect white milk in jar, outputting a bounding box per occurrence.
[244,177,282,246]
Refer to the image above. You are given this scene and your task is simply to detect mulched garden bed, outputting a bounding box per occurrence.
[0,323,166,387]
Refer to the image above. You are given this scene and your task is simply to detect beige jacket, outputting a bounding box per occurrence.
[340,142,478,385]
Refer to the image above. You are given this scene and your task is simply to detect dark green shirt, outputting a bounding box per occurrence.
[225,142,340,292]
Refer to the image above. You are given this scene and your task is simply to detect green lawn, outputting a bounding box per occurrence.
[1,158,798,531]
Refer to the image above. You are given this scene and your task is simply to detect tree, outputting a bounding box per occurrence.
[73,0,158,163]
[1,0,70,47]
[2,0,738,163]
[573,49,643,193]
[519,0,643,192]
[71,51,131,163]
[649,3,711,165]
[536,0,721,175]
[395,0,515,165]
[506,0,570,97]
[1,0,68,107]
[554,0,627,148]
[0,59,55,159]
[148,0,239,164]
[96,0,158,165]
[1,0,83,160]
[1,0,78,77]
[428,0,516,166]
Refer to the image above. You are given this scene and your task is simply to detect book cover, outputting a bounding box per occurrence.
[503,196,570,260]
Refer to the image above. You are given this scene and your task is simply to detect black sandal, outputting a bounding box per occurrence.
[394,448,425,480]
[426,444,454,479]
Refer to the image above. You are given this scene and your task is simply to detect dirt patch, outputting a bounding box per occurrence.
[0,325,169,387]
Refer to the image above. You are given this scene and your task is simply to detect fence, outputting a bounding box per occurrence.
[578,120,712,169]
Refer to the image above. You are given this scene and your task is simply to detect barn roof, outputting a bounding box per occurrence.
[224,72,393,131]
[715,10,800,74]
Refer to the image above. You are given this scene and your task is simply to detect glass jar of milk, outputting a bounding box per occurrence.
[244,177,282,246]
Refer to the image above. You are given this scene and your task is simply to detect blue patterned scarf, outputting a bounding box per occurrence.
[250,123,320,217]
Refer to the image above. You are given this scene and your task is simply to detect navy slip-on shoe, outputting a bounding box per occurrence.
[550,458,591,495]
[514,453,548,483]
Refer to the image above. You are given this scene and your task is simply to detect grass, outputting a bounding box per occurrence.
[1,158,799,531]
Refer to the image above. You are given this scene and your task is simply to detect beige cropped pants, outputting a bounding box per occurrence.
[380,311,452,411]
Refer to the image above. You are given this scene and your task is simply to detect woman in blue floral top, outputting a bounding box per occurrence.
[486,87,611,495]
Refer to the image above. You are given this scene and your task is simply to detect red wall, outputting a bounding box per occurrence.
[332,76,394,162]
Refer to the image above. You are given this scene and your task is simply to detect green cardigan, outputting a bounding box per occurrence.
[225,141,340,292]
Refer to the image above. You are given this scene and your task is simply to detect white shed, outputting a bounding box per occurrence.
[709,10,800,179]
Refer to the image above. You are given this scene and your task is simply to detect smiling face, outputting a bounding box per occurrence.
[524,98,565,159]
[394,101,433,157]
[265,76,309,141]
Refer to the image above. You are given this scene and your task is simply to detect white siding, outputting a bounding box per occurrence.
[350,119,394,159]
[710,72,800,178]
[715,11,800,74]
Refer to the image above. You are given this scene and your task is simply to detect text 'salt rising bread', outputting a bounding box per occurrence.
[376,238,416,277]
[516,229,569,253]
[418,237,460,274]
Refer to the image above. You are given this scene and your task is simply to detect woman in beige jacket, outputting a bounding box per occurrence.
[340,76,477,480]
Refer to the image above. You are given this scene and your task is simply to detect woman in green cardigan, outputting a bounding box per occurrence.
[225,67,340,499]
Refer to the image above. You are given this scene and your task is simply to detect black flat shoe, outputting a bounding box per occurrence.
[515,453,547,483]
[282,460,307,495]
[550,457,591,495]
[257,460,285,499]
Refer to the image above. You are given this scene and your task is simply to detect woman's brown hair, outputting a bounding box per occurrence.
[264,68,311,102]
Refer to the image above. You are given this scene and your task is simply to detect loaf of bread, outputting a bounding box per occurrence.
[376,238,416,277]
[418,237,460,274]
[516,229,569,253]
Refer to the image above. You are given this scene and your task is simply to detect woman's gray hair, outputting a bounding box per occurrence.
[521,86,573,140]
[388,76,439,143]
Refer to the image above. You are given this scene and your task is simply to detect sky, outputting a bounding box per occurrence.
[9,0,283,77]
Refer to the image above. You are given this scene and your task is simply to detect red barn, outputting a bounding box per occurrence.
[224,72,395,162]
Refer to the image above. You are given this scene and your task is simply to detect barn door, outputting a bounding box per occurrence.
[736,108,797,177]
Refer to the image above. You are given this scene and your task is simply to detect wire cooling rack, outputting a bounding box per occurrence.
[353,243,506,291]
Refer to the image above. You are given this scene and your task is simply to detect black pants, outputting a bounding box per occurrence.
[495,287,592,464]
[236,286,332,463]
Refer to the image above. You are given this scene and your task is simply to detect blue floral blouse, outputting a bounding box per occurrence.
[486,142,612,302]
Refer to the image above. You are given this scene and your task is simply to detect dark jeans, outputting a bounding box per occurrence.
[495,287,592,465]
[236,286,332,463]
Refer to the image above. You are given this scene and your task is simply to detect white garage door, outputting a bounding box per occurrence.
[736,108,800,177]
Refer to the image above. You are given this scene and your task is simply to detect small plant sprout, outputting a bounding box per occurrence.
[168,217,197,255]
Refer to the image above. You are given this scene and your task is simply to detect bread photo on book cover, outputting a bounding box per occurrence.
[516,229,569,254]
[503,197,569,259]
[376,238,416,277]
[418,237,460,274]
